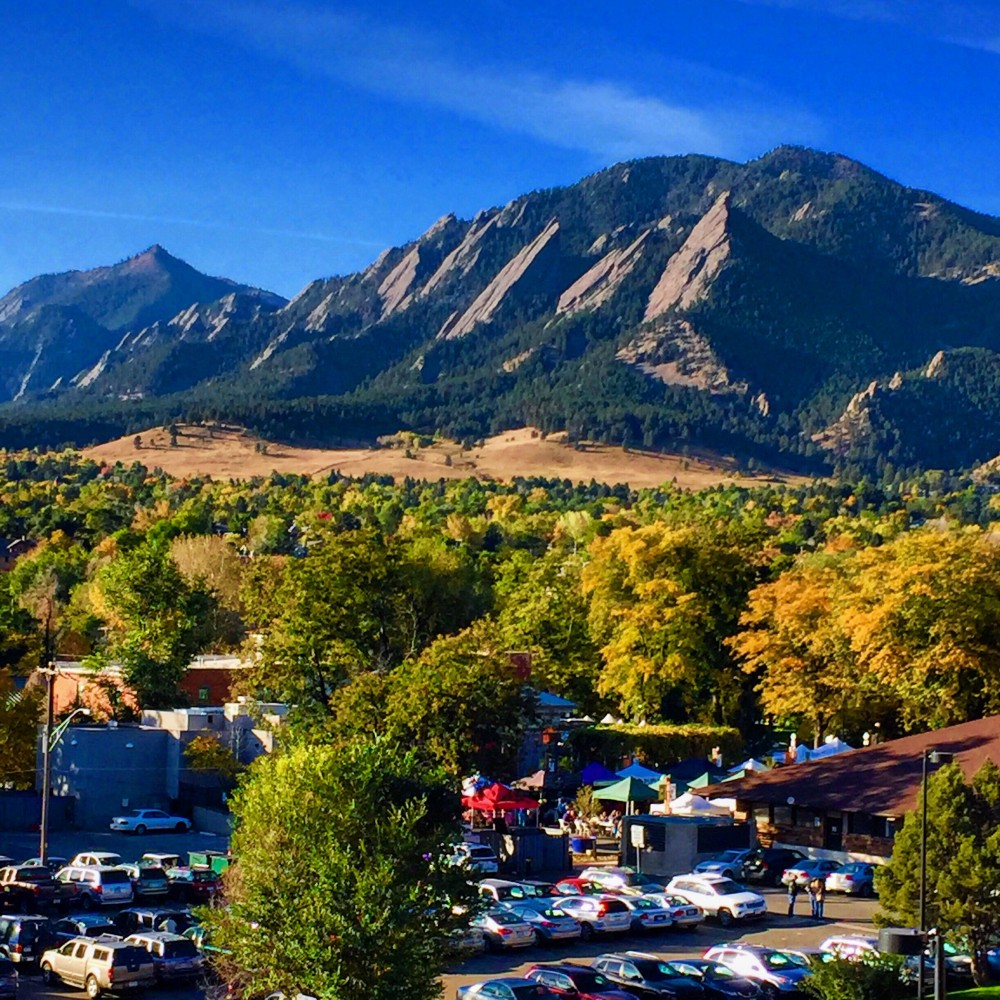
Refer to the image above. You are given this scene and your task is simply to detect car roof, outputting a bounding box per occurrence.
[480,879,522,887]
[67,915,115,925]
[674,872,728,882]
[127,931,188,942]
[528,962,594,973]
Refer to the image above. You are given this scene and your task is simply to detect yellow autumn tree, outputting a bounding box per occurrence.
[583,524,758,723]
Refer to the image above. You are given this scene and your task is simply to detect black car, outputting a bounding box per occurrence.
[113,907,194,937]
[0,915,49,966]
[743,848,807,887]
[526,963,635,999]
[47,915,117,946]
[591,953,706,998]
[668,959,765,999]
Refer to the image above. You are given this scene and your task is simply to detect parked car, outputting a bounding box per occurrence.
[109,809,192,835]
[0,915,50,965]
[548,896,631,940]
[817,935,878,960]
[513,881,560,899]
[667,958,766,998]
[40,936,156,996]
[124,931,205,980]
[472,910,537,951]
[617,896,674,933]
[0,867,65,912]
[665,874,766,927]
[165,867,221,902]
[119,865,170,900]
[590,952,705,998]
[500,901,582,943]
[55,867,134,909]
[644,894,703,929]
[825,862,878,897]
[113,907,194,937]
[448,843,500,875]
[579,867,666,896]
[479,880,535,904]
[742,848,807,887]
[139,854,181,871]
[553,878,603,896]
[526,962,634,999]
[447,923,486,959]
[456,979,553,999]
[0,957,15,1000]
[19,858,67,874]
[47,917,116,948]
[780,859,840,888]
[67,855,122,870]
[703,945,813,996]
[693,850,753,881]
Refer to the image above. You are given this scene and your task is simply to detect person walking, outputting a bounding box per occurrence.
[806,876,819,919]
[813,875,826,919]
[786,878,799,917]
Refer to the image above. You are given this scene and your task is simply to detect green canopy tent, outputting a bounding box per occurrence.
[593,775,660,815]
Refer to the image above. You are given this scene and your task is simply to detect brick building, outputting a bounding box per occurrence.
[703,714,1000,863]
[45,655,248,715]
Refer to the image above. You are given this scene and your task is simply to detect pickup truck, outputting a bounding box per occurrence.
[0,866,66,911]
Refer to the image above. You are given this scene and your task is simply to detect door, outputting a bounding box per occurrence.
[824,814,843,851]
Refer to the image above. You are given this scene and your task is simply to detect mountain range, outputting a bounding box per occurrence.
[4,144,1000,478]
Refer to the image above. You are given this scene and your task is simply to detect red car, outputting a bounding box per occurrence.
[554,878,604,896]
[527,963,634,999]
[167,867,221,902]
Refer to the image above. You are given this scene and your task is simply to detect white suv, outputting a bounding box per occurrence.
[665,873,767,926]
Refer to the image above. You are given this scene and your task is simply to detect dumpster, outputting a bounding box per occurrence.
[188,850,231,874]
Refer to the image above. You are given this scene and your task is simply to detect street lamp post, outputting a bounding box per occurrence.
[38,666,91,866]
[918,748,955,1000]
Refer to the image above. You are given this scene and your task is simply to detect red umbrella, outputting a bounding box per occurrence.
[462,781,539,812]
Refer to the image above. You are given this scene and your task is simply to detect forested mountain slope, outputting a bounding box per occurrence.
[3,146,1000,477]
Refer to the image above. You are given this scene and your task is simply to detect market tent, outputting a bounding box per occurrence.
[580,762,619,786]
[794,738,854,764]
[686,771,724,789]
[462,782,539,812]
[594,776,661,808]
[616,761,666,785]
[669,791,731,817]
[730,758,769,773]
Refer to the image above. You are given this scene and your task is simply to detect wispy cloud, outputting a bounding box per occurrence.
[0,200,385,247]
[146,0,820,161]
[735,0,1000,54]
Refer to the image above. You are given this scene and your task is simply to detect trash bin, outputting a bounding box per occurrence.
[571,836,595,854]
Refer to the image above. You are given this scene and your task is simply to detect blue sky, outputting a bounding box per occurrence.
[2,0,998,299]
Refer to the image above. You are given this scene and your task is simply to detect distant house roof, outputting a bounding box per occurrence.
[703,715,1000,818]
[0,537,34,557]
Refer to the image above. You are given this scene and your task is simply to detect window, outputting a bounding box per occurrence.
[752,804,771,824]
[198,686,210,704]
[773,805,793,826]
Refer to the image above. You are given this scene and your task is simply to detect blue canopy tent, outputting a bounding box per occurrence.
[617,761,666,785]
[580,762,619,786]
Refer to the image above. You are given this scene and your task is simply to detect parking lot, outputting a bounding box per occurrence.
[441,886,881,996]
[0,830,230,870]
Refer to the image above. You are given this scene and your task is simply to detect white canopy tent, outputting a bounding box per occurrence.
[668,791,732,817]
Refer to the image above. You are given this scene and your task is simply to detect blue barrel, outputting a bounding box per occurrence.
[571,836,595,853]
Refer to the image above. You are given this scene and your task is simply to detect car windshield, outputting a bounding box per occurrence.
[710,879,743,895]
[17,924,38,943]
[490,913,522,926]
[512,987,548,1000]
[469,848,495,859]
[634,960,676,981]
[568,972,610,989]
[632,898,660,910]
[117,947,151,965]
[138,868,166,880]
[84,924,114,937]
[191,870,216,883]
[101,870,131,885]
[763,952,800,969]
[717,851,743,862]
[523,884,555,896]
[128,811,146,818]
[163,940,198,959]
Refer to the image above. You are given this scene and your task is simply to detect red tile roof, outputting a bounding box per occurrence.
[704,714,1000,817]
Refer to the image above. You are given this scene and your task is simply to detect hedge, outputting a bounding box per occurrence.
[568,723,743,771]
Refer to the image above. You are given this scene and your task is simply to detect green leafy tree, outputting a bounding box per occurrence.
[203,736,478,1000]
[90,543,215,707]
[876,760,1000,985]
[0,671,43,789]
[801,955,907,1000]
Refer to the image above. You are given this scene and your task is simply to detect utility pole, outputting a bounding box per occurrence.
[38,667,55,866]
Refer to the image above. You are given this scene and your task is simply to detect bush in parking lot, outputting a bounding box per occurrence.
[801,955,909,1000]
[202,734,480,1000]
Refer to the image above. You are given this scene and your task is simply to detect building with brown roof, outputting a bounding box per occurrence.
[703,714,1000,862]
